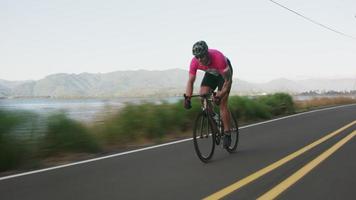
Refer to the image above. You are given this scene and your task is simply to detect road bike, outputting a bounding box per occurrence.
[190,92,239,162]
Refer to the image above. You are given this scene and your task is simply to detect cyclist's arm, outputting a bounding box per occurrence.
[219,66,232,98]
[185,73,196,97]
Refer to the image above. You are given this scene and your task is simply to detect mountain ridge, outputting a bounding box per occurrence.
[0,69,355,98]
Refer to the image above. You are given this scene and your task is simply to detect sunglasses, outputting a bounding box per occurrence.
[195,55,207,59]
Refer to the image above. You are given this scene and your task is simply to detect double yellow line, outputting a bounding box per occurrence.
[204,120,356,200]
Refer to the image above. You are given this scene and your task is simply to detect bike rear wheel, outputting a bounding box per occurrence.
[225,112,239,153]
[193,111,215,162]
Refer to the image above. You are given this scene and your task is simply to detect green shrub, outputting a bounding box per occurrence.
[99,99,203,144]
[257,93,295,115]
[0,110,34,171]
[41,113,100,156]
[229,96,271,121]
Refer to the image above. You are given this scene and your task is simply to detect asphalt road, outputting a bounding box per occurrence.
[1,104,355,200]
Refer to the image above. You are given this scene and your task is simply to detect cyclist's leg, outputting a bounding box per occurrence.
[219,82,232,148]
[219,60,233,133]
[220,90,231,132]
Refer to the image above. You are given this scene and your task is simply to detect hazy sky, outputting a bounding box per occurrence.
[1,0,356,82]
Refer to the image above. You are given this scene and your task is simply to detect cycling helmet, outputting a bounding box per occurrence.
[192,41,208,58]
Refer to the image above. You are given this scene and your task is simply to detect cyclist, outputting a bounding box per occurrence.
[184,40,234,148]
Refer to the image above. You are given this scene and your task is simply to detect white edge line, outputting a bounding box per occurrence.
[0,103,355,181]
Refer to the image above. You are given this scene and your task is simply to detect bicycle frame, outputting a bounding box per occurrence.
[191,93,222,137]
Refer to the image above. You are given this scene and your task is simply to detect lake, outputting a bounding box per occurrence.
[0,97,182,123]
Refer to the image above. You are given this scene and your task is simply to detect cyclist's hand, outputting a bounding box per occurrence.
[183,94,192,109]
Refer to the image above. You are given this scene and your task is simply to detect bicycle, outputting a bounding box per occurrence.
[189,92,239,162]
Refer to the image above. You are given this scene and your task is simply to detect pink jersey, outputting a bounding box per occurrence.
[189,49,228,76]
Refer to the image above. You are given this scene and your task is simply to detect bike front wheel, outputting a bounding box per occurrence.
[193,111,216,162]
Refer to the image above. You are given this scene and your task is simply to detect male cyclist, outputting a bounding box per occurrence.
[184,40,234,148]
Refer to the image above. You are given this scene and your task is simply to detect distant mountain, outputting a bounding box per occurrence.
[263,78,307,93]
[0,69,197,97]
[0,80,36,97]
[0,80,33,89]
[0,69,355,98]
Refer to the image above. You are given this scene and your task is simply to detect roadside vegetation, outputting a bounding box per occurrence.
[294,97,356,111]
[0,93,355,173]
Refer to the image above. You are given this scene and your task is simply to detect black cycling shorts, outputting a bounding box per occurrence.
[201,58,233,91]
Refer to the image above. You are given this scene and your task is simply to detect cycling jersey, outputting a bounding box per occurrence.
[189,49,228,76]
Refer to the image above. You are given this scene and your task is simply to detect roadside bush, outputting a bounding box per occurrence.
[229,96,272,121]
[99,98,203,144]
[257,93,295,115]
[0,110,34,171]
[171,98,202,131]
[40,113,100,156]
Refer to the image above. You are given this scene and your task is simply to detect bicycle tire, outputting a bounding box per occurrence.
[193,111,216,162]
[226,112,239,153]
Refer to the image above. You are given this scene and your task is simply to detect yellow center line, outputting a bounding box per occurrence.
[258,130,356,200]
[203,120,356,200]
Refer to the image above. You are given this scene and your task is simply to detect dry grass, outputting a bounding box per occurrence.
[295,97,356,111]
